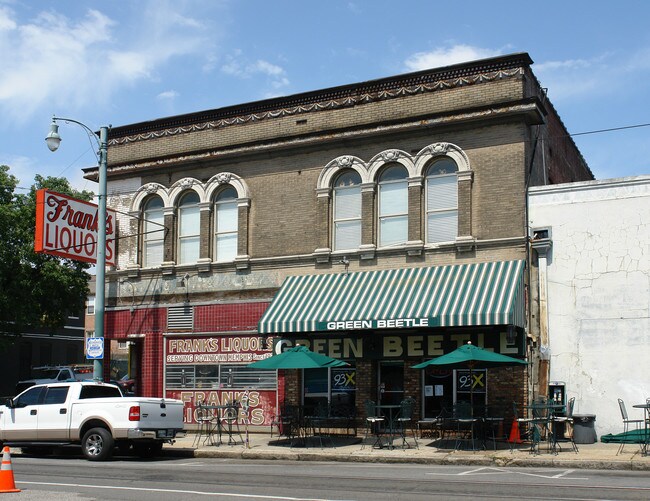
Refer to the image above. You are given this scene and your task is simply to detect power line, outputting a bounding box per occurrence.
[570,123,650,137]
[11,120,650,196]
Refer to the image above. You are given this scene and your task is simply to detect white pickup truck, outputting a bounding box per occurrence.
[0,381,185,461]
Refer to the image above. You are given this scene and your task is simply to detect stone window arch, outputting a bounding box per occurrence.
[425,158,458,243]
[177,190,201,264]
[130,183,171,270]
[205,172,251,269]
[415,142,474,250]
[141,195,165,268]
[213,186,238,262]
[332,169,363,251]
[377,164,409,247]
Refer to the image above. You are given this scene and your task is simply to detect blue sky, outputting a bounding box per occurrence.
[1,0,649,196]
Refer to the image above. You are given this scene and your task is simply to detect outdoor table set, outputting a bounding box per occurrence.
[422,406,507,452]
[522,401,567,455]
[362,399,418,450]
[373,404,402,450]
[193,402,243,447]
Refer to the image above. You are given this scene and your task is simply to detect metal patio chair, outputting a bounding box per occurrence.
[617,398,644,455]
[362,400,385,449]
[552,396,578,453]
[396,397,418,449]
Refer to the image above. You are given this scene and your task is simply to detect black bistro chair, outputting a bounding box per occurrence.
[396,397,418,449]
[452,401,480,451]
[617,398,644,455]
[552,396,578,453]
[362,400,385,449]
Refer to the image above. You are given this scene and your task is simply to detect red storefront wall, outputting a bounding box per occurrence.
[104,301,271,400]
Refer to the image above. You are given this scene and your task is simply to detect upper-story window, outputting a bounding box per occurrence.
[86,296,95,315]
[378,165,408,247]
[178,191,200,264]
[143,196,164,268]
[425,158,458,243]
[214,187,238,262]
[333,170,362,251]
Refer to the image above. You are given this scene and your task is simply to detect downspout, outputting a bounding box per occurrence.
[525,124,540,400]
[531,232,552,401]
[525,86,550,402]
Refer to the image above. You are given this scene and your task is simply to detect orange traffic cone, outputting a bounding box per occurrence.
[508,420,522,444]
[0,446,21,493]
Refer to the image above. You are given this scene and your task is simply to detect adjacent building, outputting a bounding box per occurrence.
[0,304,86,397]
[90,53,593,428]
[529,176,649,436]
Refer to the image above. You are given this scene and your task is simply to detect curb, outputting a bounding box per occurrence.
[162,446,650,471]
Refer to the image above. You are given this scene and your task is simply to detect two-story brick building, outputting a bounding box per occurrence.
[90,52,593,429]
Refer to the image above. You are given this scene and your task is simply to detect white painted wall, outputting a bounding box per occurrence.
[529,176,650,437]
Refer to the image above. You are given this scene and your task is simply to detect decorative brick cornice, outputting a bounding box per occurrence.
[109,64,527,147]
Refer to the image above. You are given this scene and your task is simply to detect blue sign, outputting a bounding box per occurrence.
[86,337,104,360]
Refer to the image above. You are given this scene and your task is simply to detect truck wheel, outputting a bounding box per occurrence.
[133,441,163,458]
[82,427,114,461]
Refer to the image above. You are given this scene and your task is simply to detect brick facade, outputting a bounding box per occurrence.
[98,53,592,427]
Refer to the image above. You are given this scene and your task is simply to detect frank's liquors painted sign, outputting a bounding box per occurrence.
[34,189,116,265]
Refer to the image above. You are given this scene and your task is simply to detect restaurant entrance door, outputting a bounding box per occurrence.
[422,367,454,418]
[378,361,404,406]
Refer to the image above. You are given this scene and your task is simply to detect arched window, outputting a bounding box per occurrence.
[214,187,238,262]
[142,196,164,268]
[177,191,200,264]
[378,165,408,247]
[333,170,362,251]
[425,158,458,243]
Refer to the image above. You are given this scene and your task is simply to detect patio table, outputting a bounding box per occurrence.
[524,402,565,454]
[375,404,401,450]
[201,404,241,445]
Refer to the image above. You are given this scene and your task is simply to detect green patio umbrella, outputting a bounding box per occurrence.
[247,345,349,369]
[412,342,527,416]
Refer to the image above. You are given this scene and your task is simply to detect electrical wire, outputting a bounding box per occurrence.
[11,120,650,196]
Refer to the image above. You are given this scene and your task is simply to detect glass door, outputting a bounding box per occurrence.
[422,367,454,418]
[378,361,404,406]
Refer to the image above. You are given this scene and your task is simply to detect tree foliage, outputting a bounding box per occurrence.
[0,165,95,340]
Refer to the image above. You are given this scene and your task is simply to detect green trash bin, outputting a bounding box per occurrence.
[572,414,597,444]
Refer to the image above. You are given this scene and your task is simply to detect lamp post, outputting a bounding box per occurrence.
[46,116,110,381]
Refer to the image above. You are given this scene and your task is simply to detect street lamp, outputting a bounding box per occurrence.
[46,116,110,381]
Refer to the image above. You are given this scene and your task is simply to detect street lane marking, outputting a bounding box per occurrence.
[19,481,355,501]
[429,466,588,480]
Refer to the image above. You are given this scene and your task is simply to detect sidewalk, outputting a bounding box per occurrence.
[164,432,650,471]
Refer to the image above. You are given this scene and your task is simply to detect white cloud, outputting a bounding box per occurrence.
[221,52,290,90]
[534,58,592,72]
[0,3,213,123]
[624,47,650,72]
[252,60,285,77]
[404,45,502,71]
[533,55,611,102]
[1,154,35,187]
[157,90,179,101]
[0,6,17,30]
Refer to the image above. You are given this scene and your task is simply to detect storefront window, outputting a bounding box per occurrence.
[166,364,276,390]
[421,368,487,418]
[303,365,356,414]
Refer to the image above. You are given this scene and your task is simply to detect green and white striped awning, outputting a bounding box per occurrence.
[258,260,526,334]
